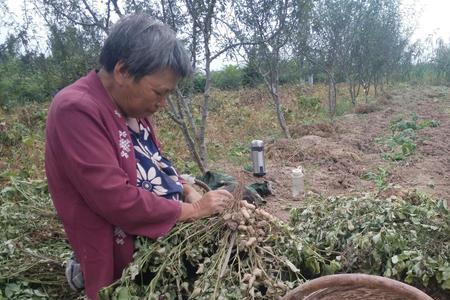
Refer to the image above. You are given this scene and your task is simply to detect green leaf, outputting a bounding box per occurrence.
[347,220,355,231]
[422,274,430,287]
[305,257,321,274]
[391,255,399,264]
[439,265,450,281]
[323,260,341,275]
[285,258,300,273]
[115,287,131,300]
[384,267,392,277]
[372,232,381,244]
[128,264,139,280]
[442,278,450,290]
[405,273,414,284]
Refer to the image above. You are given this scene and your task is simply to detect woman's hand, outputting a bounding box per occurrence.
[178,189,233,221]
[183,184,203,203]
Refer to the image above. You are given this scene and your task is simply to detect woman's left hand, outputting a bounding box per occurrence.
[183,184,202,203]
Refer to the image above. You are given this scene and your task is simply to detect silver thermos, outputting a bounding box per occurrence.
[251,140,266,177]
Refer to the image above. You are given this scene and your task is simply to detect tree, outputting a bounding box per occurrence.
[434,39,450,85]
[230,0,307,139]
[305,0,407,109]
[161,0,244,173]
[307,0,357,116]
[350,0,407,101]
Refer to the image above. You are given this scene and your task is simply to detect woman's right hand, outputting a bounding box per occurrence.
[178,189,233,221]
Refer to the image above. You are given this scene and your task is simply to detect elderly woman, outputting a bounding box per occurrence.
[45,14,233,299]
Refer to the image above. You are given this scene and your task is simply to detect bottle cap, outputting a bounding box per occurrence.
[292,167,303,176]
[251,140,264,148]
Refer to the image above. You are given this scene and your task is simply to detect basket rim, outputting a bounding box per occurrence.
[281,273,433,300]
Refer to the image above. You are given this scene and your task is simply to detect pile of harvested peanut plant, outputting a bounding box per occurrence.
[99,195,332,299]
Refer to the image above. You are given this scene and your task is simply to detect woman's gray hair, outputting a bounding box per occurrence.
[100,14,192,81]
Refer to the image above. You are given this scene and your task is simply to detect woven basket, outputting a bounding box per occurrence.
[281,274,433,300]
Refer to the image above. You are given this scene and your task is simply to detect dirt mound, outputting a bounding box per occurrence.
[291,122,339,138]
[258,137,370,222]
[267,135,362,168]
[354,103,378,114]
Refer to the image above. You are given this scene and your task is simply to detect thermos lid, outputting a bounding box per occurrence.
[292,167,303,176]
[251,140,264,147]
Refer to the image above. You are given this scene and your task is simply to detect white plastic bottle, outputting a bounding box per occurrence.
[292,166,304,199]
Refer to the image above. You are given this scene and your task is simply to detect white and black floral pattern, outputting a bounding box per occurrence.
[128,120,183,201]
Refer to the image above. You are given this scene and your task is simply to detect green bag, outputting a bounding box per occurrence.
[197,171,272,206]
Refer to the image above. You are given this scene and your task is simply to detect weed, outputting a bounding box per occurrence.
[286,94,326,123]
[298,95,322,112]
[228,141,250,165]
[243,164,253,173]
[362,166,391,190]
[335,97,354,116]
[390,113,419,132]
[418,119,440,128]
[380,113,440,161]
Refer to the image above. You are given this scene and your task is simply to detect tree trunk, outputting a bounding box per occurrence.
[362,80,370,103]
[328,76,337,117]
[166,95,207,173]
[261,64,291,139]
[180,122,207,173]
[308,74,314,86]
[365,86,370,103]
[199,47,211,173]
[348,78,356,106]
[273,90,291,139]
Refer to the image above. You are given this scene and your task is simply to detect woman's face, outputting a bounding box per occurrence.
[117,68,178,118]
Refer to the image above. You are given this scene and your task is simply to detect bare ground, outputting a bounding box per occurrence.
[212,85,450,222]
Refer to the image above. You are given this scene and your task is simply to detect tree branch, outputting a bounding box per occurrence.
[110,0,123,18]
[81,0,108,33]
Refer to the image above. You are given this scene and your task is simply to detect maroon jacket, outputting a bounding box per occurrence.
[45,71,182,299]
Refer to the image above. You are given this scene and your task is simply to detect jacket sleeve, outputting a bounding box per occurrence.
[50,98,181,238]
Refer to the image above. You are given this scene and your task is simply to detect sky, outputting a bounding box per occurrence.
[401,0,450,43]
[6,0,450,41]
[3,0,450,68]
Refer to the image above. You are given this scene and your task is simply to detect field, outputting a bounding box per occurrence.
[206,84,450,222]
[0,83,449,299]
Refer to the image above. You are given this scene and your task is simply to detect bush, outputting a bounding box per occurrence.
[192,73,206,94]
[211,65,243,90]
[298,95,322,112]
[241,62,263,87]
[279,59,301,85]
[0,57,52,107]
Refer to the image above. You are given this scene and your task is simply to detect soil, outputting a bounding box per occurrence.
[212,85,450,222]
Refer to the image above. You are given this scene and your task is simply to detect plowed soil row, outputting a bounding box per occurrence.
[214,85,450,221]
